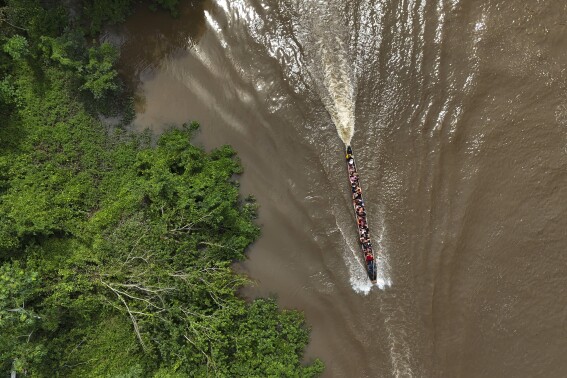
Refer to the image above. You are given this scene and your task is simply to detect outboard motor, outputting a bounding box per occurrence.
[367,261,377,281]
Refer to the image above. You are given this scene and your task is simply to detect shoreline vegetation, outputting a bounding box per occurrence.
[0,1,323,376]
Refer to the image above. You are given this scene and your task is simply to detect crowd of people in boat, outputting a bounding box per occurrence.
[346,149,376,276]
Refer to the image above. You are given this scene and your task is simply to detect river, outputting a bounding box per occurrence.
[106,0,567,376]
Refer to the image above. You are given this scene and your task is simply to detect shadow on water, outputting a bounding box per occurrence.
[103,1,209,104]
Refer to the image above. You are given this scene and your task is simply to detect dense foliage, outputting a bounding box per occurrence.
[0,1,323,376]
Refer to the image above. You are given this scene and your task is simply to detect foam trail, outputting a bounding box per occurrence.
[320,37,356,145]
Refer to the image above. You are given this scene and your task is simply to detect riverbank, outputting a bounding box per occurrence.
[0,2,322,376]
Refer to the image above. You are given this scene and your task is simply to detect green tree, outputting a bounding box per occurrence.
[151,0,181,17]
[0,261,43,373]
[39,32,84,69]
[2,35,29,60]
[82,0,133,35]
[81,42,119,99]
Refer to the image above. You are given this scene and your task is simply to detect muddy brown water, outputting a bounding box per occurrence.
[106,1,567,376]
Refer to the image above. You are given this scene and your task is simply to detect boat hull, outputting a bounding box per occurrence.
[345,145,377,283]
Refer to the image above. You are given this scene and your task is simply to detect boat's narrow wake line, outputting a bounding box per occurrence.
[383,309,416,377]
[378,286,423,377]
